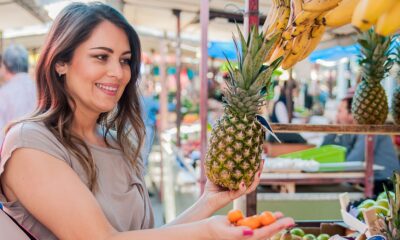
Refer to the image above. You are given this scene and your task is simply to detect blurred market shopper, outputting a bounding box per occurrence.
[0,44,36,147]
[0,2,293,240]
[321,92,399,194]
[268,81,307,144]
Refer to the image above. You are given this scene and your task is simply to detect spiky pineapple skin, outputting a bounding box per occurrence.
[352,81,388,124]
[392,86,400,125]
[351,29,394,125]
[205,115,264,190]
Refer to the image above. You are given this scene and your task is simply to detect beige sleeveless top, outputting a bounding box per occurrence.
[0,121,154,240]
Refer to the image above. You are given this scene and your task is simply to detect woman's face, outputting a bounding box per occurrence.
[62,20,132,115]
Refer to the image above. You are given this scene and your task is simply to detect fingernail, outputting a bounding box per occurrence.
[258,171,261,177]
[241,182,245,188]
[286,223,296,229]
[242,229,253,236]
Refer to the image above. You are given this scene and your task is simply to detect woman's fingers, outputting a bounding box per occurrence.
[253,217,295,239]
[245,159,264,194]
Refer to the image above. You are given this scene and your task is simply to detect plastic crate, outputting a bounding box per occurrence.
[278,145,346,164]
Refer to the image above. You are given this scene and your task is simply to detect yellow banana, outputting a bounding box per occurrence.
[298,25,326,61]
[291,24,307,37]
[293,10,321,26]
[268,39,291,63]
[354,0,398,27]
[274,0,291,31]
[262,0,279,35]
[314,14,326,25]
[310,24,326,38]
[281,29,311,69]
[376,1,400,36]
[288,0,303,24]
[351,0,372,31]
[324,0,360,27]
[269,0,290,31]
[302,0,343,12]
[264,0,291,60]
[282,30,292,40]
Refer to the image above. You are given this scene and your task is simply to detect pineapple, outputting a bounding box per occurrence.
[391,47,400,125]
[352,29,395,124]
[205,27,281,190]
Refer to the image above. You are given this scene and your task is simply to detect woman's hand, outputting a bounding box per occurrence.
[202,160,265,212]
[204,212,294,240]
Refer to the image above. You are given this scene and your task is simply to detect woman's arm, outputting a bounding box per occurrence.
[1,148,207,240]
[2,149,292,240]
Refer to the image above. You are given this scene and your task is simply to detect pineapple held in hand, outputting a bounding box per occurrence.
[205,27,281,190]
[352,29,395,124]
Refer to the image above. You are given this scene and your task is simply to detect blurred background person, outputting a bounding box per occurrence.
[0,44,36,147]
[268,81,306,144]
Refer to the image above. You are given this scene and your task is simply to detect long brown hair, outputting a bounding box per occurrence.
[9,2,145,191]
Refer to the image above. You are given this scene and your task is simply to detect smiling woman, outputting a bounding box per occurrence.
[0,2,293,240]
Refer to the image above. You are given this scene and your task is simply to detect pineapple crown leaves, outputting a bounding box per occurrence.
[224,25,281,93]
[358,29,397,83]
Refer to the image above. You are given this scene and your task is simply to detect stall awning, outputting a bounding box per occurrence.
[308,44,359,62]
[208,41,240,60]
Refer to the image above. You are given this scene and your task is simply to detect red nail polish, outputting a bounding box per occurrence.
[241,182,245,187]
[258,171,261,177]
[242,229,253,236]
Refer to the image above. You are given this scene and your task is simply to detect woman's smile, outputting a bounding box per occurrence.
[95,83,119,96]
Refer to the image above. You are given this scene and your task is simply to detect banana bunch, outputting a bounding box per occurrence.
[322,0,360,28]
[320,0,400,36]
[351,0,400,36]
[265,0,341,69]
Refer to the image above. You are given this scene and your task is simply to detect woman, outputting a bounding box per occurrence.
[0,3,294,240]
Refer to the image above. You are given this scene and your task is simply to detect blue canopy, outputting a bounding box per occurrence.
[309,38,398,62]
[308,44,359,62]
[208,41,240,60]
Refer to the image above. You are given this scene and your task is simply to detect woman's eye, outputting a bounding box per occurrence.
[121,59,131,65]
[95,55,108,61]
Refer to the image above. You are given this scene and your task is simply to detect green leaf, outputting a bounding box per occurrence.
[232,34,243,71]
[236,24,247,61]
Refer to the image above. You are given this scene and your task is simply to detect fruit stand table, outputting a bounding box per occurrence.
[245,123,400,216]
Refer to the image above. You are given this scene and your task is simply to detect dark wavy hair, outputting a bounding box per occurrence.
[10,2,144,191]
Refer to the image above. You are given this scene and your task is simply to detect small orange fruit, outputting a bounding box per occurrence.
[237,216,261,229]
[259,211,276,226]
[227,209,244,223]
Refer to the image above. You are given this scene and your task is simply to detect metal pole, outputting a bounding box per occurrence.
[364,135,374,197]
[199,0,209,195]
[173,9,182,147]
[286,69,294,123]
[159,35,168,202]
[0,30,3,53]
[240,0,259,217]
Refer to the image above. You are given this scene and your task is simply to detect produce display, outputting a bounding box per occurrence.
[345,173,400,239]
[351,29,396,124]
[275,228,331,240]
[352,191,394,221]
